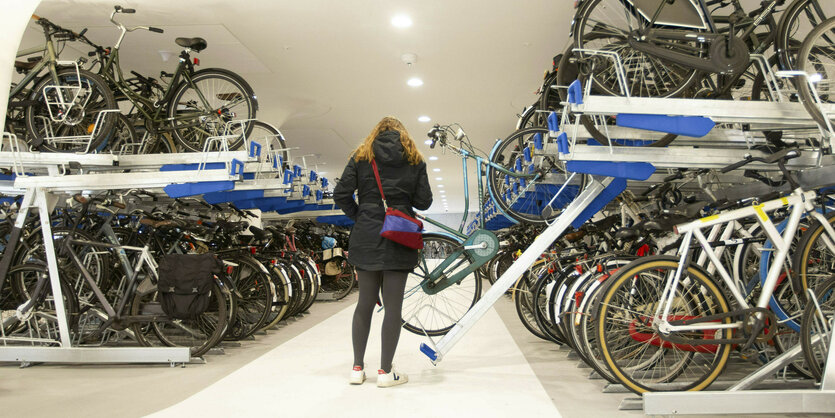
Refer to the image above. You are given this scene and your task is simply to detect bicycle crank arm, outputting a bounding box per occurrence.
[422,251,490,296]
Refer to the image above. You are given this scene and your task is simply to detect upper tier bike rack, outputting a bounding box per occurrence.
[419,54,835,414]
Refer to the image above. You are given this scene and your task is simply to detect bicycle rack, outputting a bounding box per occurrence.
[417,49,835,414]
[41,61,86,124]
[35,108,122,154]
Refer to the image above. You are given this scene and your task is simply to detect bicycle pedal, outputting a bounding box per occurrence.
[738,348,760,362]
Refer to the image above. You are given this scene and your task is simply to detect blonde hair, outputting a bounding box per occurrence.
[353,116,423,165]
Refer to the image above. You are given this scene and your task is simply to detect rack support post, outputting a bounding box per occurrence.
[420,176,612,363]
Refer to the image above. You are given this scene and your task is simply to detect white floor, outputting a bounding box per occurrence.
[148,303,561,418]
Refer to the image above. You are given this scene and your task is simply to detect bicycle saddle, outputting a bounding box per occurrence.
[615,227,641,241]
[644,214,691,233]
[139,218,175,229]
[248,225,269,241]
[14,57,41,72]
[175,37,207,52]
[564,230,586,243]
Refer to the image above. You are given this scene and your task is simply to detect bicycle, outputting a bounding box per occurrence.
[0,194,228,357]
[7,16,117,152]
[397,124,554,336]
[566,0,834,146]
[594,147,835,394]
[80,6,258,152]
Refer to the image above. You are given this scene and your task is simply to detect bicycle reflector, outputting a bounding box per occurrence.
[226,265,234,274]
[250,246,257,254]
[193,57,200,66]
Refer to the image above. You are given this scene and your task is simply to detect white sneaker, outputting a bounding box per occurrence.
[377,367,408,388]
[349,366,366,385]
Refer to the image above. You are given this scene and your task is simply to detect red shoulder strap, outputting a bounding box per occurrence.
[370,160,387,207]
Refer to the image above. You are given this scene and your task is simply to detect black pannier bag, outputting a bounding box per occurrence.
[157,253,223,320]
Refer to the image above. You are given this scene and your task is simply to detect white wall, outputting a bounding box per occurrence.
[0,0,42,132]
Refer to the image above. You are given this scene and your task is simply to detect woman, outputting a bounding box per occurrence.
[333,116,432,388]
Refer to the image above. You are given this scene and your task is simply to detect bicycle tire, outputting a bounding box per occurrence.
[775,0,831,73]
[800,276,835,380]
[300,257,321,312]
[487,127,587,224]
[223,254,273,340]
[2,263,79,341]
[512,268,550,341]
[260,263,292,330]
[596,256,732,394]
[25,68,117,153]
[531,267,570,345]
[133,279,227,358]
[795,16,835,132]
[102,113,139,154]
[572,0,702,99]
[402,233,482,336]
[249,120,289,166]
[168,70,256,152]
[792,211,835,304]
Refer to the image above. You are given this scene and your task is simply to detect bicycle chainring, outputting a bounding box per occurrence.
[709,36,750,75]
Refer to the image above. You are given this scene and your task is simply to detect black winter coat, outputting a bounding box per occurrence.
[333,130,432,271]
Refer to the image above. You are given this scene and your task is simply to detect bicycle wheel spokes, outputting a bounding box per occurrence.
[597,258,732,394]
[168,71,255,152]
[488,127,584,224]
[575,0,702,98]
[801,277,835,380]
[402,235,481,336]
[797,17,835,131]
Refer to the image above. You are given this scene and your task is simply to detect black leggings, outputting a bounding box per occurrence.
[352,270,408,373]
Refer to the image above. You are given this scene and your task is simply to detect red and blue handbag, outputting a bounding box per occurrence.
[371,159,424,249]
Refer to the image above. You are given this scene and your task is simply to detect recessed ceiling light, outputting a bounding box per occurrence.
[424,139,432,145]
[391,14,412,28]
[428,156,438,161]
[435,177,443,180]
[438,185,444,188]
[418,116,431,122]
[433,168,440,172]
[407,77,424,87]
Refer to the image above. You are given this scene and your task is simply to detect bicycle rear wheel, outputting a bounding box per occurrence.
[800,276,835,380]
[223,255,273,340]
[512,266,550,341]
[132,279,227,358]
[796,16,835,133]
[25,68,117,153]
[402,234,482,336]
[572,0,702,99]
[168,70,256,152]
[2,264,79,343]
[487,127,586,224]
[596,256,732,394]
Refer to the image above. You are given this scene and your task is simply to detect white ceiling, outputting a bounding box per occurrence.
[23,0,574,214]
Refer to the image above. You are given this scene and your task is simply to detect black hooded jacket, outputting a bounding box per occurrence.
[333,130,432,271]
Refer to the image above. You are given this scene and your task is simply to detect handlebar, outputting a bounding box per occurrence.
[720,148,800,173]
[110,5,164,45]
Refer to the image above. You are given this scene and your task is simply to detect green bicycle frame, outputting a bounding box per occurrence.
[10,28,62,100]
[415,141,538,295]
[97,48,214,130]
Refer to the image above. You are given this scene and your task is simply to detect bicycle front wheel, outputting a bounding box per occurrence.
[796,16,835,135]
[132,279,227,358]
[800,276,835,381]
[572,0,702,98]
[487,127,586,224]
[596,256,732,394]
[168,70,256,152]
[402,233,482,336]
[25,68,117,153]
